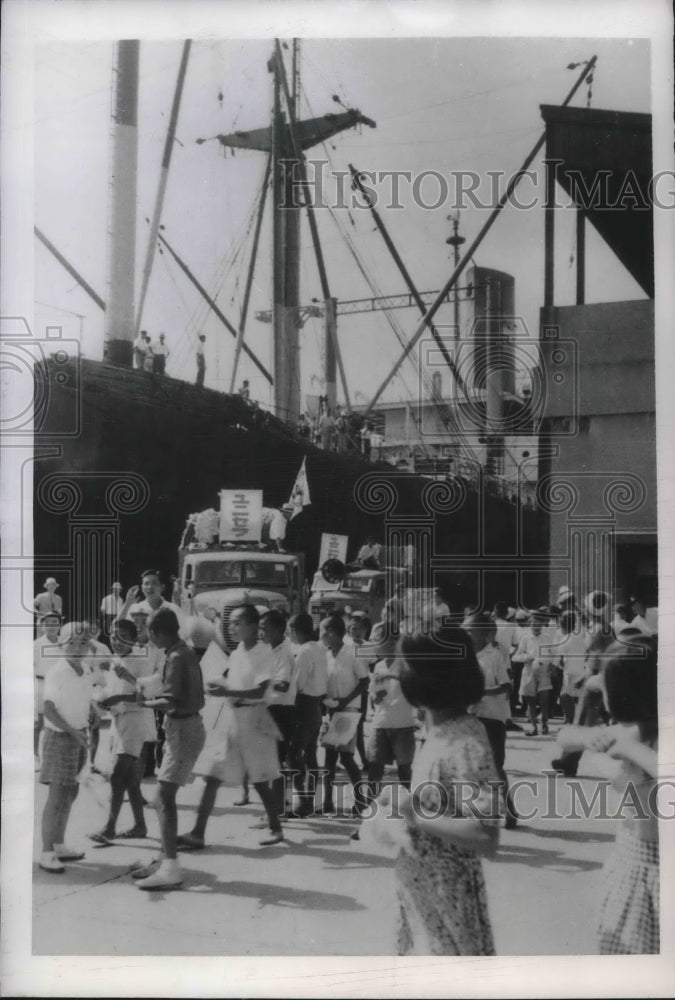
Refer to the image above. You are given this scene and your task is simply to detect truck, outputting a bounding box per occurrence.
[308,563,409,631]
[176,511,306,650]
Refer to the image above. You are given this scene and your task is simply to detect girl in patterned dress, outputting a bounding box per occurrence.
[590,635,659,954]
[394,625,501,955]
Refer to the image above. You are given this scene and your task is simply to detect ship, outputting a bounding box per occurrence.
[33,38,592,623]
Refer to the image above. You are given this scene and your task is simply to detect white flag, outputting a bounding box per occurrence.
[288,457,311,519]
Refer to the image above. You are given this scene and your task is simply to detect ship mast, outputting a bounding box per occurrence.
[213,40,375,421]
[104,40,139,367]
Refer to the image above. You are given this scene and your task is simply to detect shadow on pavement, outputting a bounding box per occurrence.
[182,872,366,910]
[34,857,133,889]
[494,842,603,871]
[525,826,615,844]
[197,838,395,870]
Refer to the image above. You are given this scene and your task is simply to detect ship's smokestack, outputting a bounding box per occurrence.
[104,40,139,367]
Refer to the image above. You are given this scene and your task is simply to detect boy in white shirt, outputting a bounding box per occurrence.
[289,612,328,815]
[33,612,61,762]
[89,619,158,842]
[39,622,95,873]
[320,613,369,815]
[464,612,517,829]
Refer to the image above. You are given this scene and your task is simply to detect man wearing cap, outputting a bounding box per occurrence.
[512,609,553,736]
[557,585,576,612]
[34,578,63,619]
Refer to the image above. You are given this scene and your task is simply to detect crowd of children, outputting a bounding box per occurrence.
[33,573,660,955]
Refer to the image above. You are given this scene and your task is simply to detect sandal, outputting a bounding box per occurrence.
[176,833,205,850]
[89,832,114,846]
[116,829,147,839]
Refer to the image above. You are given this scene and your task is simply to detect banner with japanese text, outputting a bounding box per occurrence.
[219,489,263,542]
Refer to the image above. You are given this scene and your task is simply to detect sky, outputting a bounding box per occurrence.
[33,34,652,410]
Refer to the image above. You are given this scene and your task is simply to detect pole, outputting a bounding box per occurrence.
[324,297,337,410]
[576,207,585,305]
[274,40,352,412]
[158,232,273,383]
[135,39,191,336]
[34,227,106,311]
[363,55,597,415]
[271,54,287,415]
[229,155,271,392]
[349,164,470,400]
[104,39,140,367]
[544,154,556,308]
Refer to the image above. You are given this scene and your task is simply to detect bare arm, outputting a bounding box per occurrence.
[207,679,269,700]
[401,789,500,858]
[118,585,141,620]
[482,681,511,696]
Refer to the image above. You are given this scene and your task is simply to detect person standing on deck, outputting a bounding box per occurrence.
[195,334,206,387]
[153,333,169,374]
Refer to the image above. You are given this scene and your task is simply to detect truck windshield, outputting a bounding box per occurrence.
[195,562,243,585]
[244,562,290,587]
[341,576,373,594]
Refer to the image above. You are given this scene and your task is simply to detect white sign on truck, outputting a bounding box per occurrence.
[219,489,263,542]
[318,532,348,566]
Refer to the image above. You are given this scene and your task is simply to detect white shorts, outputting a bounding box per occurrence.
[111,708,157,758]
[195,703,281,786]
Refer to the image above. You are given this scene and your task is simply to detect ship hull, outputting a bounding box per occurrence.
[34,359,547,618]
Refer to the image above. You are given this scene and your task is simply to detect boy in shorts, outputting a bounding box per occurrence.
[132,609,205,890]
[89,619,157,842]
[39,622,94,872]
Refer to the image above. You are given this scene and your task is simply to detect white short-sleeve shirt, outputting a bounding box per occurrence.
[326,644,368,709]
[228,640,273,693]
[473,644,511,722]
[266,638,299,706]
[43,658,92,731]
[295,641,328,698]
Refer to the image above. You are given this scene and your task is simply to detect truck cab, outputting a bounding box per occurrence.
[177,547,306,650]
[308,565,407,631]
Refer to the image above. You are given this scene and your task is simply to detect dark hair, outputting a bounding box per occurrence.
[463,611,494,629]
[289,612,314,639]
[148,607,180,637]
[398,626,484,713]
[141,568,163,582]
[493,601,508,619]
[322,612,346,639]
[113,618,138,642]
[231,603,260,626]
[39,612,62,624]
[559,610,577,635]
[350,612,371,637]
[261,609,287,633]
[604,636,657,732]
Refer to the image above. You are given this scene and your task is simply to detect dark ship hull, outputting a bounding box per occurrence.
[34,358,547,617]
